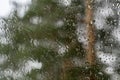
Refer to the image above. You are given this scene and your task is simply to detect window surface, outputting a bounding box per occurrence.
[0,0,119,80]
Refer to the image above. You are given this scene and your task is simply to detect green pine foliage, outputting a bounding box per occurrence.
[0,0,110,80]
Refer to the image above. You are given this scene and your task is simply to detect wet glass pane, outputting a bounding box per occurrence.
[0,0,120,80]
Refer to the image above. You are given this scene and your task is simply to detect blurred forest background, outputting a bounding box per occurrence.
[0,0,120,80]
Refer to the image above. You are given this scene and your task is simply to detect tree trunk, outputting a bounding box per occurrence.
[60,58,74,80]
[85,0,95,67]
[85,0,96,79]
